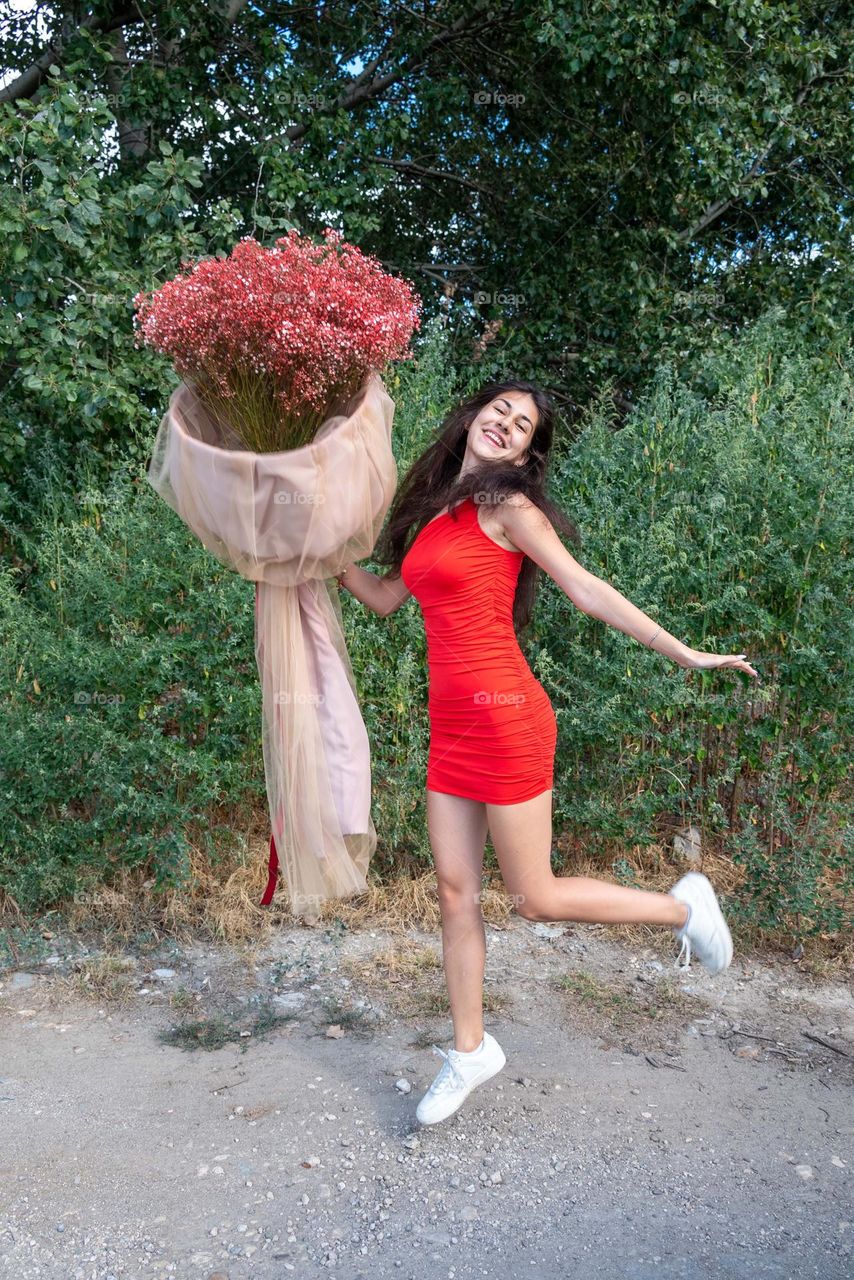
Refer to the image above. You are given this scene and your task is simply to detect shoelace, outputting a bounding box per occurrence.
[676,933,692,970]
[428,1045,467,1093]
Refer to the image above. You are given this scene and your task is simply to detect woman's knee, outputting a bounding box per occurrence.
[512,884,554,922]
[436,876,483,917]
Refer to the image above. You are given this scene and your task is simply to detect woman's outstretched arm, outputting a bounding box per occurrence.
[500,495,759,679]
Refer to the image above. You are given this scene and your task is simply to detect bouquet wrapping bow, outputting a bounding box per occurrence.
[147,371,397,922]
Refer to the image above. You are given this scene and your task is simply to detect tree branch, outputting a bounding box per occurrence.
[0,5,144,104]
[367,155,489,193]
[677,69,849,245]
[282,3,507,146]
[0,1,251,105]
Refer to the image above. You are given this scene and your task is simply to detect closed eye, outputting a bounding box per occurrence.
[493,400,530,432]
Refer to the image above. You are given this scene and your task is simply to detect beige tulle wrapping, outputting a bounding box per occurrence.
[146,371,397,922]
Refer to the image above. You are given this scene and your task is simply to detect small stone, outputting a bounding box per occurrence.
[403,1136,420,1151]
[394,1078,411,1095]
[735,1045,761,1060]
[489,1170,502,1184]
[673,824,701,863]
[9,972,36,990]
[794,1164,815,1180]
[531,923,565,939]
[152,968,175,979]
[273,992,306,1012]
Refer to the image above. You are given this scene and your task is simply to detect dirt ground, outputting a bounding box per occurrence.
[1,913,852,1280]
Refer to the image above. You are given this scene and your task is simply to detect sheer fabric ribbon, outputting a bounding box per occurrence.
[147,371,397,921]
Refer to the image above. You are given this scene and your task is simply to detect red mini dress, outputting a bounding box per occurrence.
[400,495,558,804]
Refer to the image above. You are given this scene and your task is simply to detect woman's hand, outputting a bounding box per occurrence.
[680,647,760,679]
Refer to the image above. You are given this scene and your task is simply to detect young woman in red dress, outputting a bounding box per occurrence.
[336,380,759,1125]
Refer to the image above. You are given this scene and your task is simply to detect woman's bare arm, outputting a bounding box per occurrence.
[335,564,412,617]
[499,495,693,665]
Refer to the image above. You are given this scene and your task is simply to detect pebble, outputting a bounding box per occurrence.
[530,924,566,939]
[8,972,36,990]
[274,992,306,1011]
[394,1078,411,1095]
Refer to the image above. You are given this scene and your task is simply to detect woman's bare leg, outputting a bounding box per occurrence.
[486,789,690,928]
[426,789,490,1052]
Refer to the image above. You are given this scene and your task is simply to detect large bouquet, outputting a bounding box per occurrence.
[139,230,420,922]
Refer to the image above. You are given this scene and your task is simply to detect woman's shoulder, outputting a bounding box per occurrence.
[498,491,551,527]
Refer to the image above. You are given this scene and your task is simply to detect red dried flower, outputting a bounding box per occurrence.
[133,228,421,450]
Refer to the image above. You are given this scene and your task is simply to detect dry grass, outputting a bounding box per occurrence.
[338,938,509,1022]
[1,826,851,983]
[556,968,695,1034]
[60,952,139,1005]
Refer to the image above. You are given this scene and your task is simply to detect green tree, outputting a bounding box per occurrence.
[1,1,851,486]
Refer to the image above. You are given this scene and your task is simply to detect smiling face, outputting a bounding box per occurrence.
[460,389,539,475]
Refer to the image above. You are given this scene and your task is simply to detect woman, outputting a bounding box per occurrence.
[335,380,759,1126]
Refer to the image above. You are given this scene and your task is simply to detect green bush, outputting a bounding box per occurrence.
[1,312,851,939]
[534,309,852,936]
[0,448,264,910]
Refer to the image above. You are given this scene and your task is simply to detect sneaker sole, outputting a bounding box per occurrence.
[683,873,733,974]
[416,1051,506,1126]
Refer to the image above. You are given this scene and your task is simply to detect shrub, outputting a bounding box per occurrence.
[2,311,851,939]
[533,309,852,936]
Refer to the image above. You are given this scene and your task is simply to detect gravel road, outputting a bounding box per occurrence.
[1,916,852,1279]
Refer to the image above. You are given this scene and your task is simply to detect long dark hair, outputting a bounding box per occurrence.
[372,379,582,635]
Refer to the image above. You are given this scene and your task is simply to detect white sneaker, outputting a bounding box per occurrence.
[415,1031,506,1126]
[668,871,733,975]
